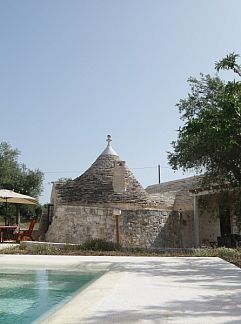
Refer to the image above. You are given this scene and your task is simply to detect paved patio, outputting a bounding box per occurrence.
[1,255,241,323]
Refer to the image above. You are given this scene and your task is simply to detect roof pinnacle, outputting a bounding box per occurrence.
[100,134,118,156]
[106,135,112,146]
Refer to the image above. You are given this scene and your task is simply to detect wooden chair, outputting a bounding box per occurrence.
[16,219,37,242]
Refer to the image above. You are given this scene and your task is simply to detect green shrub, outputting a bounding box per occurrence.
[216,247,240,258]
[81,238,121,251]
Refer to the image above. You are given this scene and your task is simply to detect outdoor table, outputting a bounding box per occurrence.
[0,226,18,243]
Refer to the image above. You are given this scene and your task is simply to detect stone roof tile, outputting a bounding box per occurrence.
[56,136,155,207]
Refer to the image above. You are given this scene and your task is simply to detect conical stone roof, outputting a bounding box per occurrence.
[56,135,154,207]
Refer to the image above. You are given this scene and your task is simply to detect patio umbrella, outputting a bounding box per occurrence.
[0,189,37,225]
[0,189,37,205]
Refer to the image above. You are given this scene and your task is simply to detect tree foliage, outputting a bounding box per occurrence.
[0,142,44,219]
[0,141,44,198]
[168,53,241,188]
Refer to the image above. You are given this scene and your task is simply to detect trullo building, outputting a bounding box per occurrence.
[45,135,184,248]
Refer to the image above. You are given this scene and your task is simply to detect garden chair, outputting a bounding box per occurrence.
[16,219,36,242]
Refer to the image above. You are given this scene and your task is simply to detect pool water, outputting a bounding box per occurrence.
[0,269,100,324]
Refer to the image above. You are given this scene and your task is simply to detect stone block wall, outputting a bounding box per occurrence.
[45,205,116,244]
[120,210,182,248]
[45,205,184,248]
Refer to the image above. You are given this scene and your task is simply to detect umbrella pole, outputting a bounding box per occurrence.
[5,199,8,225]
[16,205,21,225]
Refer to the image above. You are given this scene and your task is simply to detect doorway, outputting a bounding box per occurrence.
[219,204,231,235]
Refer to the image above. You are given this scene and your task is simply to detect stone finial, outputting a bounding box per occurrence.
[100,134,118,156]
[106,135,112,146]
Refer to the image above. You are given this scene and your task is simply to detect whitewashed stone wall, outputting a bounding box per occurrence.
[178,211,194,248]
[45,205,183,248]
[199,208,220,245]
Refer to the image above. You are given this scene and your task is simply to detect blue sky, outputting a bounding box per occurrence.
[1,0,241,203]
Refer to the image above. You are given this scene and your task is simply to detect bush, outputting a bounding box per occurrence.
[81,238,121,251]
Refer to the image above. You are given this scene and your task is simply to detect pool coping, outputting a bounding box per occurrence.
[1,255,241,324]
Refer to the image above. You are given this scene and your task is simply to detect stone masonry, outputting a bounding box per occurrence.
[45,205,182,248]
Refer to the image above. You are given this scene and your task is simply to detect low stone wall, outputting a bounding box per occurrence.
[20,241,80,250]
[45,205,182,248]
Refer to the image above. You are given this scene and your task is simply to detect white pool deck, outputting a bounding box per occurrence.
[1,255,241,323]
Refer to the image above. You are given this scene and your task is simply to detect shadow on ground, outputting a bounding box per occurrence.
[77,258,241,323]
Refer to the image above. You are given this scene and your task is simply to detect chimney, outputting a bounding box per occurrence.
[113,161,126,193]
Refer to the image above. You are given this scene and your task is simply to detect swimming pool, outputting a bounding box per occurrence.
[0,268,101,324]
